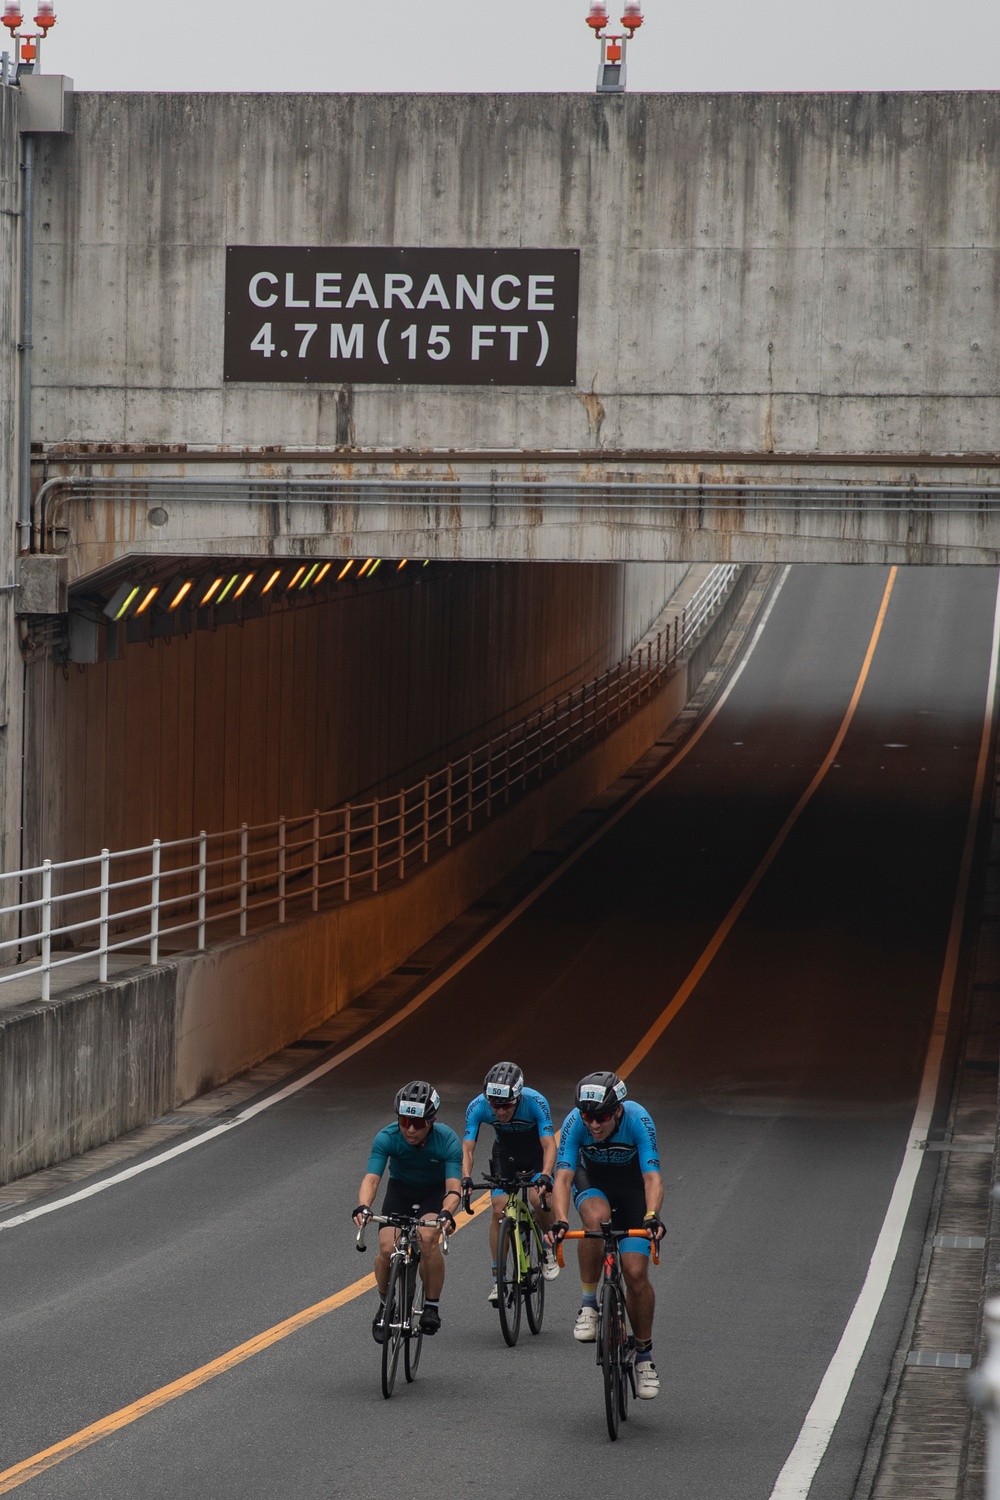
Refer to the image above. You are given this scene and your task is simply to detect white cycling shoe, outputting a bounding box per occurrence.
[635,1361,660,1399]
[541,1248,560,1281]
[487,1282,499,1306]
[573,1306,599,1342]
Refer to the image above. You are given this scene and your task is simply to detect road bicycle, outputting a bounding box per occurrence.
[464,1171,550,1346]
[558,1224,658,1440]
[356,1209,450,1398]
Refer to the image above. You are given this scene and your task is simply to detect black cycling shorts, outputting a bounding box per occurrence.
[381,1177,447,1220]
[490,1139,543,1179]
[572,1166,647,1235]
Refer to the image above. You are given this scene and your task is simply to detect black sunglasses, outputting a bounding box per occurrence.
[580,1108,616,1123]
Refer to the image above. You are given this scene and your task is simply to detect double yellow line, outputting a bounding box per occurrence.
[0,569,897,1494]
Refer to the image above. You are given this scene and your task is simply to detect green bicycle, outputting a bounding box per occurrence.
[464,1171,548,1346]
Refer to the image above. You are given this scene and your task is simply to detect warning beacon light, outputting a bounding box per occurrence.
[584,0,642,93]
[1,0,55,73]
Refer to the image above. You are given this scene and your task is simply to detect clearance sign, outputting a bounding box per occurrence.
[224,246,579,386]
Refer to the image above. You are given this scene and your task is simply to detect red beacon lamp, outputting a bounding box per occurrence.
[585,1,643,94]
[1,0,56,76]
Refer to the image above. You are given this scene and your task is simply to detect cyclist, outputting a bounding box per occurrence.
[352,1080,463,1340]
[461,1061,560,1304]
[547,1071,665,1400]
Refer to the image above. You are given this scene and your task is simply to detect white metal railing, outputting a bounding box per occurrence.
[1,565,739,998]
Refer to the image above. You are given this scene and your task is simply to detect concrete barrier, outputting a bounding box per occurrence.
[0,566,755,1185]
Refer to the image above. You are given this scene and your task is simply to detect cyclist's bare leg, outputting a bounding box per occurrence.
[622,1250,654,1341]
[489,1196,505,1260]
[529,1185,554,1231]
[416,1224,446,1300]
[374,1225,396,1297]
[576,1194,612,1285]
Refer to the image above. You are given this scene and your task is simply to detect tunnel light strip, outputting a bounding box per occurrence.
[261,569,282,594]
[216,574,240,605]
[337,561,354,580]
[357,558,374,578]
[113,586,141,621]
[313,563,332,586]
[298,564,319,590]
[168,581,193,610]
[134,587,159,616]
[233,573,255,600]
[287,566,306,590]
[199,578,223,607]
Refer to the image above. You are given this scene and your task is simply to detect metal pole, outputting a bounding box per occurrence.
[446,764,453,848]
[372,801,379,892]
[486,743,493,816]
[423,776,430,864]
[278,815,286,922]
[17,134,34,551]
[198,832,207,949]
[467,752,474,832]
[150,839,160,965]
[537,707,544,781]
[40,858,51,1002]
[399,789,406,881]
[971,1297,1000,1500]
[99,849,109,982]
[312,809,320,912]
[240,823,248,936]
[343,805,351,902]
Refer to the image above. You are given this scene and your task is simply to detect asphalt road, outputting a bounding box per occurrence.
[2,563,998,1500]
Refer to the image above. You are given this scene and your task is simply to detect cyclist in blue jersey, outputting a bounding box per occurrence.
[461,1061,560,1304]
[352,1080,463,1340]
[547,1071,665,1400]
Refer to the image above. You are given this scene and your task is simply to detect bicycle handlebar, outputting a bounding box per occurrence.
[354,1211,451,1255]
[461,1175,551,1216]
[554,1227,660,1267]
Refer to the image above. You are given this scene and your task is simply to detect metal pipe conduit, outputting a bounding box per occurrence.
[30,475,1000,556]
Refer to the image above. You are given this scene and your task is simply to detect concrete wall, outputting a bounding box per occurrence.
[0,90,24,886]
[0,565,753,1184]
[25,558,687,869]
[29,91,1000,463]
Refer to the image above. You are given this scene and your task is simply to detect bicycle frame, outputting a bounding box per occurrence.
[465,1171,549,1345]
[558,1224,658,1439]
[355,1210,450,1397]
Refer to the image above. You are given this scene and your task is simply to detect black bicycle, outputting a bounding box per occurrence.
[558,1224,658,1440]
[463,1172,550,1346]
[356,1209,450,1398]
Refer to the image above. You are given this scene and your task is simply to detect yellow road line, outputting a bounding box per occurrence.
[0,1195,492,1494]
[616,565,897,1080]
[1,568,897,1491]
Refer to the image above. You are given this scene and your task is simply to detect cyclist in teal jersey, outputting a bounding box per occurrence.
[352,1080,463,1339]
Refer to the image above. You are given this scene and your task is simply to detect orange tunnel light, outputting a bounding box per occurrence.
[234,572,255,599]
[337,560,354,580]
[261,569,282,594]
[168,580,193,610]
[134,586,159,616]
[199,577,223,606]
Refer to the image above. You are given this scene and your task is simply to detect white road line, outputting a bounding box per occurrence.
[0,566,791,1233]
[768,567,1000,1500]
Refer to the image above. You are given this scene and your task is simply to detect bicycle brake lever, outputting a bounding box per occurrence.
[356,1224,368,1252]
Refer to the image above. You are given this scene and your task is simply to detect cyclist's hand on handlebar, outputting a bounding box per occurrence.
[352,1204,372,1228]
[436,1210,457,1235]
[643,1213,665,1244]
[533,1173,553,1193]
[547,1220,569,1247]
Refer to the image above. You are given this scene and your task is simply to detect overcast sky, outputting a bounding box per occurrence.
[26,0,1000,94]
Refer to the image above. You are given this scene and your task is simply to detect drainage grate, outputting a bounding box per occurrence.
[905,1351,973,1369]
[933,1234,986,1249]
[919,1140,994,1153]
[287,1039,330,1050]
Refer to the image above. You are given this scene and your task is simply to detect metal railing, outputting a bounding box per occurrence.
[2,565,738,998]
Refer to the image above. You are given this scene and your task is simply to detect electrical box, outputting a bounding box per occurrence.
[19,73,73,134]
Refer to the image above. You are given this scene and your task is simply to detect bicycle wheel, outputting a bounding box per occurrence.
[496,1215,522,1346]
[523,1219,545,1335]
[600,1283,622,1440]
[380,1256,406,1399]
[404,1256,424,1382]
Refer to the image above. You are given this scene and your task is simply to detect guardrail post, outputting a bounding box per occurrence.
[399,789,406,881]
[150,838,161,965]
[504,730,511,802]
[423,777,430,864]
[41,859,52,1002]
[278,815,286,922]
[446,764,453,848]
[343,805,351,902]
[198,831,207,950]
[312,809,320,912]
[537,707,544,782]
[486,743,493,816]
[970,1296,1000,1500]
[657,631,662,681]
[240,823,248,935]
[467,752,474,832]
[99,848,109,982]
[372,801,380,892]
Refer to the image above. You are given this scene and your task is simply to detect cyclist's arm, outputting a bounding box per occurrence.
[551,1166,574,1223]
[642,1170,663,1219]
[539,1132,557,1178]
[354,1171,382,1218]
[461,1140,476,1179]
